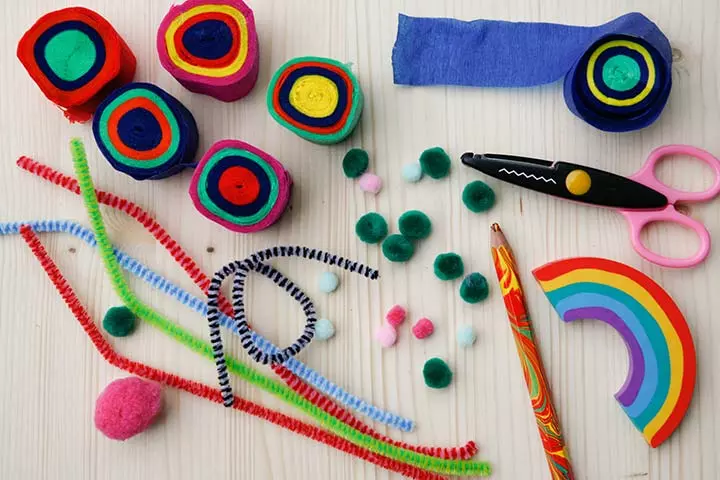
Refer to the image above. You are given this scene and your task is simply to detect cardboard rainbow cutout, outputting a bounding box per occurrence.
[533,257,696,447]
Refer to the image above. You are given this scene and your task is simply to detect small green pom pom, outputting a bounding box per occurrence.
[433,252,464,280]
[103,306,137,337]
[419,147,451,179]
[382,234,414,262]
[355,212,388,244]
[423,358,453,389]
[398,210,432,240]
[342,148,369,178]
[460,273,489,303]
[462,181,496,213]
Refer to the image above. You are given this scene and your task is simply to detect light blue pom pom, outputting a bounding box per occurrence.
[318,271,339,293]
[316,318,336,340]
[402,162,423,183]
[456,324,477,348]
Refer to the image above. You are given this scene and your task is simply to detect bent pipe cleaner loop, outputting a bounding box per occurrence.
[392,12,672,132]
[207,248,379,406]
[92,82,199,180]
[157,0,260,102]
[17,6,136,122]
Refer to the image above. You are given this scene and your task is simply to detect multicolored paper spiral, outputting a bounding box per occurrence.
[267,56,364,144]
[17,7,136,123]
[156,0,259,102]
[92,82,199,181]
[566,34,671,132]
[189,140,292,233]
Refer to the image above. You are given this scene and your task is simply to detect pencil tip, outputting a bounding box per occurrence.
[490,223,501,232]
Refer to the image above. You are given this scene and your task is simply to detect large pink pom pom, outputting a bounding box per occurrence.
[94,377,162,440]
[412,317,435,339]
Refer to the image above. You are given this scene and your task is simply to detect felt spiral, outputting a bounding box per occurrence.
[565,34,672,132]
[92,82,199,181]
[17,7,136,123]
[189,140,292,233]
[156,0,259,102]
[267,57,364,144]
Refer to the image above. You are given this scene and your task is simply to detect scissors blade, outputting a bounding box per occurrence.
[461,152,668,209]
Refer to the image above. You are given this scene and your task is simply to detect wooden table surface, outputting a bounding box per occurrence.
[1,0,718,479]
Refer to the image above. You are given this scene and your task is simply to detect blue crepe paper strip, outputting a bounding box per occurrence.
[0,220,414,432]
[392,12,672,132]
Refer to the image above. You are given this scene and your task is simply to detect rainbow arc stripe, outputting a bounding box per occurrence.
[533,257,696,447]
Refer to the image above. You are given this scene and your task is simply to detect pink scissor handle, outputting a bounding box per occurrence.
[630,144,720,203]
[621,207,711,268]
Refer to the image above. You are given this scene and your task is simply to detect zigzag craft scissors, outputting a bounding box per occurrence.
[462,145,720,268]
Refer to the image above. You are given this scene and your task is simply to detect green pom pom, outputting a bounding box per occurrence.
[419,147,451,179]
[103,306,137,337]
[462,181,496,213]
[433,252,464,280]
[398,210,432,240]
[460,273,489,303]
[342,148,369,178]
[423,358,453,389]
[355,212,388,244]
[382,234,414,262]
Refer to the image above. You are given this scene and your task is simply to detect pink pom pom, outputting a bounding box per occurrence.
[385,304,407,328]
[375,324,398,347]
[358,172,383,194]
[94,377,162,441]
[412,317,434,339]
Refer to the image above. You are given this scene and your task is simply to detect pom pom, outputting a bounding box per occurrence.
[402,162,423,183]
[412,317,434,339]
[358,172,383,194]
[315,318,335,340]
[456,324,477,347]
[375,324,398,347]
[318,272,339,293]
[385,304,407,328]
[103,306,137,337]
[355,212,388,244]
[342,148,369,178]
[423,358,453,389]
[398,210,432,240]
[462,181,496,213]
[382,234,414,262]
[460,272,489,303]
[94,377,162,440]
[419,147,451,179]
[433,252,464,280]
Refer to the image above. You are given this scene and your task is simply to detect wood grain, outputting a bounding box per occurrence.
[1,0,719,479]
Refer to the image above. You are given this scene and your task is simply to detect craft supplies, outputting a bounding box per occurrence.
[375,324,398,348]
[419,147,451,179]
[462,181,496,213]
[17,7,136,122]
[315,318,335,340]
[382,234,414,262]
[318,271,340,293]
[398,210,432,240]
[103,306,136,337]
[456,325,477,348]
[393,12,672,132]
[423,358,453,389]
[434,253,464,280]
[343,148,370,178]
[412,318,435,339]
[358,172,383,194]
[355,212,388,244]
[534,257,696,448]
[92,82,199,180]
[464,145,720,268]
[460,273,490,304]
[402,162,424,183]
[385,305,407,328]
[491,223,575,479]
[94,377,162,440]
[156,0,259,102]
[267,56,364,144]
[189,139,292,233]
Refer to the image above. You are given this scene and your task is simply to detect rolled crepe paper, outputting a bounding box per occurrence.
[17,6,136,123]
[92,82,199,180]
[189,140,292,233]
[392,12,672,132]
[156,0,259,102]
[267,56,364,144]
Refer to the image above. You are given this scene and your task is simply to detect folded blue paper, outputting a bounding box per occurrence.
[392,12,672,132]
